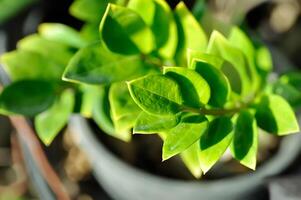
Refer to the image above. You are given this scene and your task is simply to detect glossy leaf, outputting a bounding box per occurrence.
[80,23,100,42]
[1,50,64,81]
[255,94,299,135]
[231,110,258,170]
[190,60,230,107]
[0,80,55,116]
[79,85,100,118]
[128,74,183,116]
[17,34,73,66]
[35,89,75,145]
[134,112,180,134]
[228,27,260,91]
[175,2,207,66]
[39,23,87,48]
[280,72,301,89]
[181,141,202,178]
[109,82,141,141]
[127,0,155,26]
[273,82,301,108]
[92,86,115,136]
[128,0,177,56]
[199,116,233,173]
[63,42,154,84]
[99,3,155,55]
[207,31,251,95]
[187,49,223,69]
[156,0,178,59]
[70,0,110,22]
[163,113,208,160]
[163,67,210,108]
[174,2,207,66]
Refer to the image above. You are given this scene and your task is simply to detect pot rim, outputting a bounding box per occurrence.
[68,115,301,186]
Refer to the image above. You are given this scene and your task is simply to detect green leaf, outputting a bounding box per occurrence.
[256,46,273,73]
[187,49,223,69]
[99,3,155,55]
[38,23,87,48]
[228,27,260,91]
[128,0,177,56]
[190,60,230,107]
[231,110,258,170]
[273,81,301,108]
[156,0,178,59]
[163,67,210,108]
[162,113,208,160]
[174,2,207,66]
[70,0,110,22]
[92,86,115,136]
[17,34,73,66]
[180,141,202,178]
[280,72,301,90]
[207,31,251,95]
[134,111,180,134]
[199,116,233,173]
[63,42,154,84]
[80,23,100,42]
[79,85,100,118]
[109,82,141,141]
[127,74,183,116]
[1,50,64,81]
[110,82,141,120]
[35,89,75,145]
[255,94,299,135]
[0,80,55,116]
[127,0,155,26]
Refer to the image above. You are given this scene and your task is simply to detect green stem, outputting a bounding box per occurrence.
[182,101,252,116]
[141,54,163,69]
[183,106,242,116]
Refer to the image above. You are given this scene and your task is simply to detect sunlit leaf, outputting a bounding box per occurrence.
[163,66,210,108]
[174,2,207,66]
[255,94,299,135]
[190,60,230,107]
[231,110,258,170]
[128,74,183,115]
[199,116,233,173]
[39,23,87,48]
[162,113,208,160]
[99,3,155,55]
[35,89,75,145]
[109,82,141,141]
[63,42,154,84]
[1,50,64,81]
[134,111,180,134]
[181,141,202,178]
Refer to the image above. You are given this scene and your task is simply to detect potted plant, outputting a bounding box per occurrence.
[1,0,301,199]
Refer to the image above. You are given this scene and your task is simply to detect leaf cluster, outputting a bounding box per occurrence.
[0,0,300,178]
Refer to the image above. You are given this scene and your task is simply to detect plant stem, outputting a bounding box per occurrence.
[141,54,163,69]
[182,102,250,116]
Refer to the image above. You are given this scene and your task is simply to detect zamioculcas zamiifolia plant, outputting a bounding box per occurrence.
[1,0,301,178]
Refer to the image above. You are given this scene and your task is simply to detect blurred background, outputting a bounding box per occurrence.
[0,0,300,199]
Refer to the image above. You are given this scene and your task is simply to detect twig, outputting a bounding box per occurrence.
[9,116,70,200]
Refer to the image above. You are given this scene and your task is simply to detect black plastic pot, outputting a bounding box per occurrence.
[68,115,301,200]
